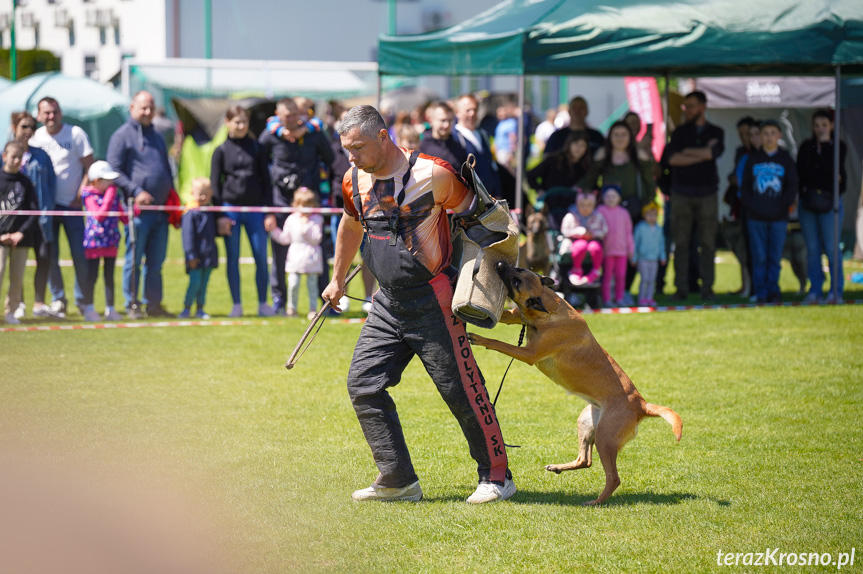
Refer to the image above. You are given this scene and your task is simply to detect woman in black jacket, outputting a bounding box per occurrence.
[527,131,591,194]
[796,109,847,303]
[210,105,275,317]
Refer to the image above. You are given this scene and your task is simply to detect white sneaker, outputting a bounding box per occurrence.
[13,302,25,320]
[228,303,243,318]
[4,312,20,325]
[466,478,517,504]
[49,300,67,319]
[361,301,373,314]
[33,304,52,318]
[258,303,276,317]
[126,306,143,320]
[351,480,423,502]
[104,307,123,321]
[83,306,101,322]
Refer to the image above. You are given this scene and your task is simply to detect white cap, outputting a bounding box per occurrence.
[88,160,120,181]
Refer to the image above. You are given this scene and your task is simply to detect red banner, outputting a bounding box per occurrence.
[624,77,666,162]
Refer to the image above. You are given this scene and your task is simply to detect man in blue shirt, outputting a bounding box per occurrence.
[107,90,175,319]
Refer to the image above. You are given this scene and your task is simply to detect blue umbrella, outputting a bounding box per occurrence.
[0,72,129,158]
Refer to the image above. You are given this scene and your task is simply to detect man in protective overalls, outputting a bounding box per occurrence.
[322,105,516,504]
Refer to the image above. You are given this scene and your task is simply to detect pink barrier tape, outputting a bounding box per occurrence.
[579,298,861,315]
[0,206,346,217]
[0,206,523,217]
[1,299,857,333]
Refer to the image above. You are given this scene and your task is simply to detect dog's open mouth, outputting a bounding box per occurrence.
[495,261,519,299]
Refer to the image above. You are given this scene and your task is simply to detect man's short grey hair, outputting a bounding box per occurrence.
[337,105,387,137]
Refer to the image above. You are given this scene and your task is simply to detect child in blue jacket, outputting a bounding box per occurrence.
[180,178,219,319]
[632,202,666,306]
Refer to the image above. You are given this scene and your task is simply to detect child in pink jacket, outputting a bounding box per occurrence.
[80,161,128,322]
[596,184,634,307]
[269,188,324,320]
[560,189,607,286]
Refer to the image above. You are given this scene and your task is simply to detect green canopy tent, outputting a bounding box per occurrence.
[0,72,129,158]
[378,0,863,290]
[379,0,863,77]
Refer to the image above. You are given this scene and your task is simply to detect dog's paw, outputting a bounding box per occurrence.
[466,332,486,347]
[544,464,563,474]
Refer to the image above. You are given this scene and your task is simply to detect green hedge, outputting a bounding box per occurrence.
[0,48,60,80]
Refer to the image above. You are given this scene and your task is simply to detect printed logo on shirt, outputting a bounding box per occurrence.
[1,183,24,208]
[753,163,785,197]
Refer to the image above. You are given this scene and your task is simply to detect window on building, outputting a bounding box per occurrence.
[69,24,75,47]
[34,23,40,47]
[84,56,97,80]
[114,23,120,45]
[99,27,106,45]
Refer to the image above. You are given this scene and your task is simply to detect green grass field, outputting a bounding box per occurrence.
[2,228,862,572]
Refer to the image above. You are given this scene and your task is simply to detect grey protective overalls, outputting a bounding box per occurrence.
[347,153,510,488]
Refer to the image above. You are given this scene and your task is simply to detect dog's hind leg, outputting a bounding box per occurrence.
[545,404,599,473]
[585,430,621,505]
[584,406,640,505]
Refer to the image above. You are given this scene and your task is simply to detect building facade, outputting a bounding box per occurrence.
[0,0,629,120]
[1,0,166,82]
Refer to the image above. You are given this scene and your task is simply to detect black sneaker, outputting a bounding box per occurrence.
[146,305,175,318]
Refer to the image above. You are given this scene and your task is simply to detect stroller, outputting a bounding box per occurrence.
[535,187,602,309]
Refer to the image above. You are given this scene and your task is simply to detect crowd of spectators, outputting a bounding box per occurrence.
[523,93,846,307]
[0,88,849,324]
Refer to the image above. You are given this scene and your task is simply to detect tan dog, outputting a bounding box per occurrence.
[468,262,682,505]
[517,211,551,275]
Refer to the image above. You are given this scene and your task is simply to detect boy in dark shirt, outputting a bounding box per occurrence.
[740,120,798,303]
[0,141,39,324]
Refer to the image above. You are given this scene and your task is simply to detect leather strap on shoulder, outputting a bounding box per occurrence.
[351,166,366,229]
[396,151,419,207]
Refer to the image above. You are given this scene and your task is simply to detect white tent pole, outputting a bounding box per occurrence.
[377,73,382,111]
[516,74,525,218]
[833,65,842,300]
[121,57,131,99]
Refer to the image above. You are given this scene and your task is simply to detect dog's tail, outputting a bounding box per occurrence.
[644,403,683,442]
